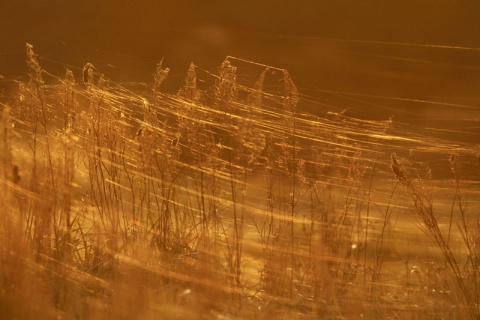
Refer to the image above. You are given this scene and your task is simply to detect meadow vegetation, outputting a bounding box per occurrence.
[0,44,479,319]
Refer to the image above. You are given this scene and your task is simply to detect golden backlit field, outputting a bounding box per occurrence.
[0,45,479,319]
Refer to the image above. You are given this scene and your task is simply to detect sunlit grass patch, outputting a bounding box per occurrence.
[0,44,479,319]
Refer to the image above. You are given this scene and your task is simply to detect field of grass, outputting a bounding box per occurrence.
[0,44,479,319]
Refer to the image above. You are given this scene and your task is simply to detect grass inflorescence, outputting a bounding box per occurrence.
[0,44,479,319]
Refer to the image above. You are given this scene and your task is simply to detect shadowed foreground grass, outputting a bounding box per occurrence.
[0,44,479,319]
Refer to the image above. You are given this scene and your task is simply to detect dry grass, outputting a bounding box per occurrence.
[0,44,479,319]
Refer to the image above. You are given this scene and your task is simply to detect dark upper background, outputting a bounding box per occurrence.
[1,0,480,129]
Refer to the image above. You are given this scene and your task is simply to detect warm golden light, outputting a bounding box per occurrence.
[0,2,479,319]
